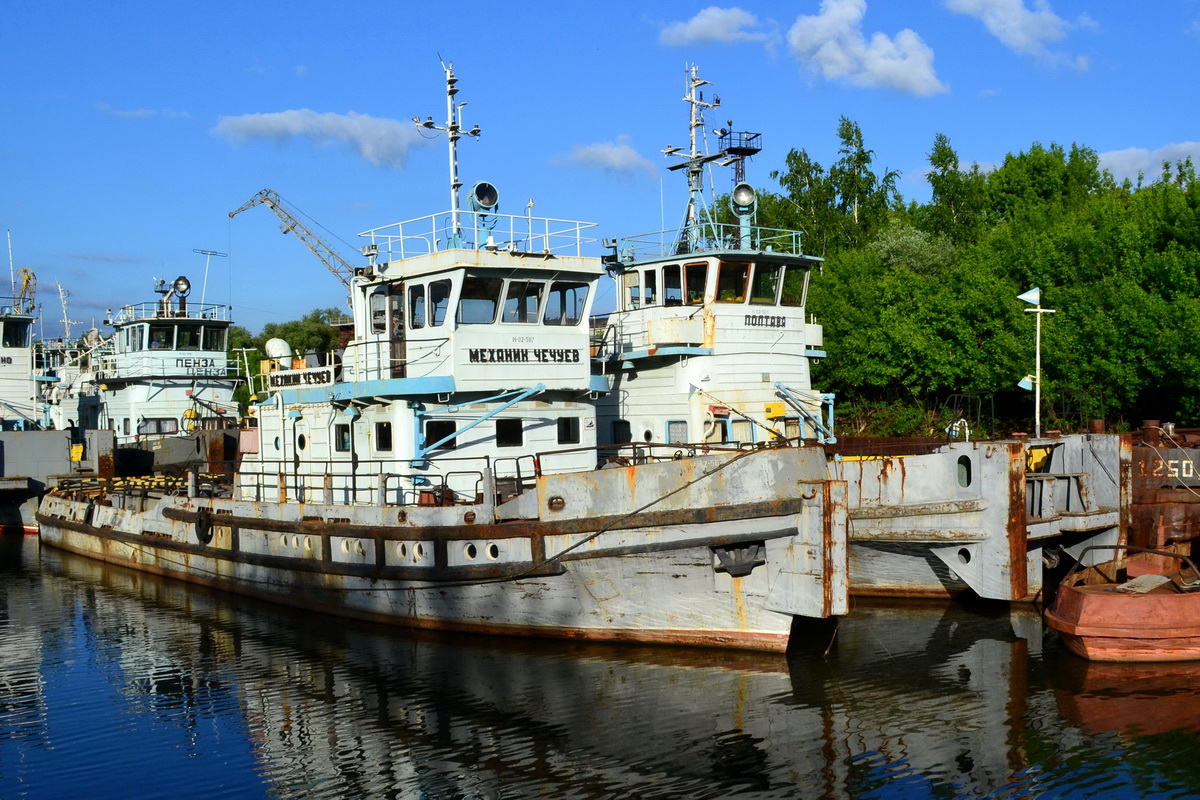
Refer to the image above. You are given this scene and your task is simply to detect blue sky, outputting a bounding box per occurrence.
[3,1,1198,337]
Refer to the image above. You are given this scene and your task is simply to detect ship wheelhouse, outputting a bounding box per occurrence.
[246,208,606,507]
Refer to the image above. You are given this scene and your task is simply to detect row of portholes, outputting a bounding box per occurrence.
[279,534,315,552]
[339,539,366,556]
[393,541,503,563]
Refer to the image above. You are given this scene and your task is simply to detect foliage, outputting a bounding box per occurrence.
[760,119,1200,434]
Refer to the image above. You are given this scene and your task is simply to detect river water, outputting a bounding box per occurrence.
[2,535,1198,800]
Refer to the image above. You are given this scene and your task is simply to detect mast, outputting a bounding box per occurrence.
[663,65,723,253]
[413,62,482,248]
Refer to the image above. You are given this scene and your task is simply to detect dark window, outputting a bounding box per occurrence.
[176,324,201,350]
[149,325,172,349]
[409,284,426,329]
[502,281,544,323]
[334,423,351,452]
[370,292,387,333]
[544,282,589,325]
[457,276,504,324]
[781,265,809,307]
[375,421,392,451]
[750,264,781,305]
[663,265,682,306]
[612,420,632,444]
[644,270,657,306]
[557,416,580,445]
[203,327,226,350]
[2,320,30,348]
[426,419,457,450]
[496,418,523,447]
[684,263,707,305]
[430,280,452,326]
[716,262,749,303]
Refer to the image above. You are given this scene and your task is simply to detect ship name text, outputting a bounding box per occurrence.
[744,315,786,328]
[469,348,582,364]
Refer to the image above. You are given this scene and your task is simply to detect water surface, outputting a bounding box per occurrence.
[2,536,1197,799]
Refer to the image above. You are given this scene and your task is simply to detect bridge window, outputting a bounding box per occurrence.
[644,270,657,306]
[430,280,451,326]
[496,418,523,447]
[663,265,683,306]
[716,262,749,303]
[502,281,543,323]
[557,417,580,445]
[138,418,178,436]
[203,327,226,351]
[781,265,810,307]
[149,325,173,349]
[544,282,589,326]
[458,276,503,324]
[177,324,200,351]
[370,292,387,333]
[375,421,392,451]
[426,419,457,450]
[750,264,781,305]
[127,325,145,352]
[684,263,707,305]
[409,284,426,329]
[1,320,29,348]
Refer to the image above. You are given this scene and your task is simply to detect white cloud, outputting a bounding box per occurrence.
[560,135,656,178]
[214,110,423,167]
[96,102,190,120]
[946,0,1087,67]
[788,0,947,96]
[660,7,771,46]
[1099,142,1200,182]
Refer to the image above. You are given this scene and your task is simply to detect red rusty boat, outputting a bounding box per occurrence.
[1045,546,1200,662]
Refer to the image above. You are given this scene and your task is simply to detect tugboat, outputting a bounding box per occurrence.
[45,274,240,475]
[36,65,848,652]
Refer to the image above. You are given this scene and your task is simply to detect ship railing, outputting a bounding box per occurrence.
[614,223,805,262]
[359,210,598,261]
[233,455,492,507]
[109,301,232,324]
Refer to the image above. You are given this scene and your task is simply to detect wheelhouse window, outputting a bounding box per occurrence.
[663,265,683,306]
[544,281,589,326]
[716,262,749,303]
[202,327,226,351]
[457,276,504,324]
[374,421,393,451]
[370,292,387,334]
[334,423,351,452]
[1,320,29,348]
[408,284,426,329]
[557,416,580,445]
[644,270,657,306]
[781,265,810,307]
[684,263,707,305]
[750,263,781,305]
[430,280,451,326]
[623,271,641,309]
[137,418,178,435]
[501,281,543,323]
[426,419,457,450]
[127,325,144,352]
[496,418,523,447]
[176,324,200,351]
[149,325,173,349]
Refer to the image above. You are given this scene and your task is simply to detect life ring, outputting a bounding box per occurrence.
[195,507,213,545]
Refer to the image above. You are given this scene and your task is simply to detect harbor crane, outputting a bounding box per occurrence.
[228,189,354,289]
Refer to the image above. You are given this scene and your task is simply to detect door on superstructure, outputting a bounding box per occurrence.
[389,283,405,379]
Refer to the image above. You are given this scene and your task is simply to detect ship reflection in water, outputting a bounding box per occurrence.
[2,537,1199,800]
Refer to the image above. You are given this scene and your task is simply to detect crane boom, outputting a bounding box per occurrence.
[229,189,354,289]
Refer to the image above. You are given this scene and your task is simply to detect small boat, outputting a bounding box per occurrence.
[1045,545,1200,661]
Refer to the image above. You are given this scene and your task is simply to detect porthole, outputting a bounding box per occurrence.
[396,542,408,559]
[413,542,426,562]
[486,543,500,560]
[957,547,972,565]
[303,537,313,552]
[297,434,307,450]
[355,541,364,556]
[291,535,300,549]
[340,540,350,554]
[464,543,478,560]
[957,455,972,488]
[274,437,281,451]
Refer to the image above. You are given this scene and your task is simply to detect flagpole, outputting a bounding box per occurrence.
[1019,287,1056,438]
